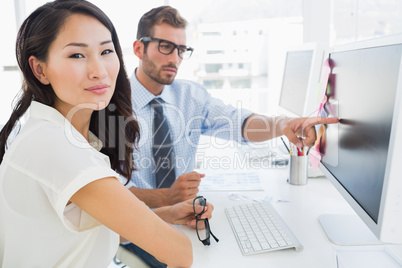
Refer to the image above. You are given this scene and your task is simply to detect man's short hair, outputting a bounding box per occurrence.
[137,6,187,39]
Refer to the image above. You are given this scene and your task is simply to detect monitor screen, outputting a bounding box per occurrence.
[278,50,314,117]
[322,44,402,223]
[317,36,402,244]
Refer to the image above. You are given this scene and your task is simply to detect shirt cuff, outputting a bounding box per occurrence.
[239,109,254,143]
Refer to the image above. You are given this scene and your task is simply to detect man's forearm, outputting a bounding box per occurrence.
[242,114,288,142]
[128,186,169,208]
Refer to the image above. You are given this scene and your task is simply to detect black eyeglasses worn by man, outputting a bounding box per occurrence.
[140,36,194,60]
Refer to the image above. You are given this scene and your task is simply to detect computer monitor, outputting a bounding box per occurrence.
[275,44,326,176]
[316,34,402,245]
[277,43,325,117]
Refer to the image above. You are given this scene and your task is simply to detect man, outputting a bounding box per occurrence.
[126,5,337,207]
[122,6,338,267]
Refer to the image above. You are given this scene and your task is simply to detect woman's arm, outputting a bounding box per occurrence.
[70,177,193,268]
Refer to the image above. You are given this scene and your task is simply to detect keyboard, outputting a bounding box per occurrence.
[225,201,303,255]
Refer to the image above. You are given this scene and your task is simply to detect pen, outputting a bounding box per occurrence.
[297,147,302,156]
[281,137,291,154]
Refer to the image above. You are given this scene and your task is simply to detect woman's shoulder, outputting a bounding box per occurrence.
[6,118,108,171]
[15,118,80,153]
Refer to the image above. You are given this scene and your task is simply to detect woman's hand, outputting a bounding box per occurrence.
[169,198,214,228]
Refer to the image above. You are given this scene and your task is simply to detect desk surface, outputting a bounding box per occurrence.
[182,167,402,268]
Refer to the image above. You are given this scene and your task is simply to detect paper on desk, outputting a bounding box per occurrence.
[335,246,402,268]
[199,172,263,191]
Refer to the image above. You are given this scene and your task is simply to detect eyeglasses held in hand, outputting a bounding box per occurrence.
[139,37,194,59]
[193,196,219,246]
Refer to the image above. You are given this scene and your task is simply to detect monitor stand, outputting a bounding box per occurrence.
[319,214,382,245]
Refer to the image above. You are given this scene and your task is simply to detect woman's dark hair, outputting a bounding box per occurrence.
[0,0,140,182]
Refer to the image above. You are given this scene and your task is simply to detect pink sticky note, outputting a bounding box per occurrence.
[309,148,322,171]
[318,59,332,98]
[315,59,332,116]
[316,95,327,116]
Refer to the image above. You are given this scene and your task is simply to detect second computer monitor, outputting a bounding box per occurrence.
[277,44,325,117]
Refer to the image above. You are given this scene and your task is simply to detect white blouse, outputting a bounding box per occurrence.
[0,101,121,267]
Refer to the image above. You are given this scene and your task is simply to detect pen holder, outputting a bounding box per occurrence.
[288,155,308,185]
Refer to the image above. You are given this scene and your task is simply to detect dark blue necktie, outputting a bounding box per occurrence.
[150,98,176,188]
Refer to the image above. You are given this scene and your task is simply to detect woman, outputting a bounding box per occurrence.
[0,0,212,267]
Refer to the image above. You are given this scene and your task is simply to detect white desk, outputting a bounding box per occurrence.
[181,167,402,268]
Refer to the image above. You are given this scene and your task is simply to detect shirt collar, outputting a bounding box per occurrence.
[30,101,66,127]
[29,101,103,151]
[130,70,175,109]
